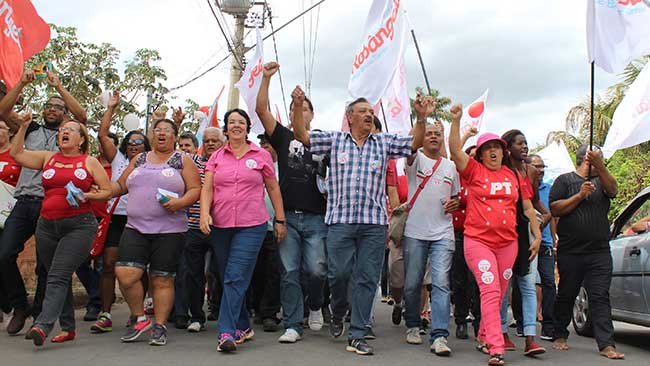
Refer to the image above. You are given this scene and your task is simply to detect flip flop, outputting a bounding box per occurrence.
[600,347,625,360]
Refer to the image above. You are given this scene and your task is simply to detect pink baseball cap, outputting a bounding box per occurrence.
[476,132,507,152]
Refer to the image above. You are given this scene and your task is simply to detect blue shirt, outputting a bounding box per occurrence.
[309,131,413,225]
[538,182,553,246]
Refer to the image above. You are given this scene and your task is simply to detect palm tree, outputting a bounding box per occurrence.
[544,56,649,150]
[409,86,452,123]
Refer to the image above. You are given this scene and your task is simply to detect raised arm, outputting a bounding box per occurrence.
[0,69,34,118]
[98,91,120,162]
[411,94,434,151]
[460,126,478,148]
[46,72,87,124]
[112,154,138,197]
[256,62,280,136]
[448,104,470,172]
[291,86,310,146]
[10,115,54,170]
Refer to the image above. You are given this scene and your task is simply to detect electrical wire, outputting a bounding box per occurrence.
[307,2,321,96]
[170,0,327,91]
[206,0,243,70]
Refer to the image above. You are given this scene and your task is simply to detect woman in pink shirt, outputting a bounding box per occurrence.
[200,108,286,353]
[448,104,541,366]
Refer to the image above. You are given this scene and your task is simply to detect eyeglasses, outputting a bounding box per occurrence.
[44,103,66,111]
[154,127,174,134]
[127,138,145,146]
[58,127,80,133]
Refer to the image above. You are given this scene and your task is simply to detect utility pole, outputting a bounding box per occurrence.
[227,15,246,110]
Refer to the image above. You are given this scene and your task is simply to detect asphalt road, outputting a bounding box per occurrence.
[1,302,649,366]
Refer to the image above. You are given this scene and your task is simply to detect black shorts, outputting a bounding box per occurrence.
[115,228,185,277]
[105,214,127,248]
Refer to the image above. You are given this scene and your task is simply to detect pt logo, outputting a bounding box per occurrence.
[490,182,512,195]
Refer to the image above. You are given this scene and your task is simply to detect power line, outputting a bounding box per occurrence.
[206,0,243,70]
[170,0,327,92]
[266,2,289,124]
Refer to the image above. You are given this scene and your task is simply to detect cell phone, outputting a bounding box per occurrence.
[34,62,53,79]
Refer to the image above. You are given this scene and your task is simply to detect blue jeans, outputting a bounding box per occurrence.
[537,245,556,334]
[279,211,327,333]
[403,236,454,340]
[327,224,386,340]
[210,223,266,336]
[175,229,212,323]
[501,262,537,336]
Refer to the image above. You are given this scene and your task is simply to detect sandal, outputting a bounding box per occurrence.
[476,342,490,355]
[599,346,625,360]
[488,353,505,366]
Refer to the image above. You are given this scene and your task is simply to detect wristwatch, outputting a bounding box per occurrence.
[275,219,286,225]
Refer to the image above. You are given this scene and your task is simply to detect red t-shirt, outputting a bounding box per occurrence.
[452,180,468,231]
[0,149,21,187]
[90,160,112,219]
[41,153,94,220]
[386,159,408,204]
[460,159,531,248]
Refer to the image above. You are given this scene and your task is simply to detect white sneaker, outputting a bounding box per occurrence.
[308,309,324,331]
[431,337,452,356]
[278,328,302,343]
[187,322,204,332]
[406,327,422,344]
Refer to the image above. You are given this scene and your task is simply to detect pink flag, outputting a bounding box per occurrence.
[274,104,282,125]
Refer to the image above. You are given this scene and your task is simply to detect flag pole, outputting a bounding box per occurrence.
[588,60,595,178]
[379,101,389,133]
[410,28,432,96]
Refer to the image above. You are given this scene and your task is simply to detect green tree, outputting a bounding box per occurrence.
[409,86,452,123]
[18,25,198,135]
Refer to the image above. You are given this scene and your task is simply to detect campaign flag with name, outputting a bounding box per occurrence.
[0,0,51,89]
[196,84,225,145]
[460,89,489,148]
[536,140,575,184]
[235,27,264,134]
[602,62,650,158]
[587,0,650,74]
[348,0,407,105]
[380,58,411,136]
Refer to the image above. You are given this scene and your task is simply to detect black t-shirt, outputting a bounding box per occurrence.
[549,172,612,255]
[268,123,327,214]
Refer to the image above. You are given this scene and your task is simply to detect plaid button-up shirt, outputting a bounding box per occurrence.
[310,131,413,225]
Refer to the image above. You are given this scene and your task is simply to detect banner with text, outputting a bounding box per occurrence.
[235,27,264,135]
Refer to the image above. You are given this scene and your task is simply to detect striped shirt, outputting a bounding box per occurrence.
[187,154,207,230]
[309,131,413,225]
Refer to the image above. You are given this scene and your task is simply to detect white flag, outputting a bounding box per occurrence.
[602,62,650,158]
[379,58,411,135]
[235,27,264,134]
[460,89,489,148]
[537,140,576,184]
[348,0,407,105]
[587,0,650,74]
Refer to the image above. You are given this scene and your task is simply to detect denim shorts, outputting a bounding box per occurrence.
[116,227,185,277]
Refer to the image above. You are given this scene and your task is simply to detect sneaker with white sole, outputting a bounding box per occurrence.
[187,322,205,333]
[308,309,324,331]
[431,336,452,356]
[406,327,422,345]
[278,328,302,343]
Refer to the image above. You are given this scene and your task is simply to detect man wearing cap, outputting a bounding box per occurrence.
[256,62,330,344]
[292,88,429,355]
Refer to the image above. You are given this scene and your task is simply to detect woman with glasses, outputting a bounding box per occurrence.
[112,118,200,346]
[91,92,152,334]
[10,117,112,347]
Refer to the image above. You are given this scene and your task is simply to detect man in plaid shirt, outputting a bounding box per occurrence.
[293,88,433,355]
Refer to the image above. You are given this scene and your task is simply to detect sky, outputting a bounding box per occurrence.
[32,0,623,148]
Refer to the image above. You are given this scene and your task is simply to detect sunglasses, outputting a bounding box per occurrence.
[127,138,145,146]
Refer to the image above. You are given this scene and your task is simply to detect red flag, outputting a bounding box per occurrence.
[0,0,50,89]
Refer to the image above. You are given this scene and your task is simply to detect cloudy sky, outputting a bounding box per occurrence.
[32,0,622,147]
